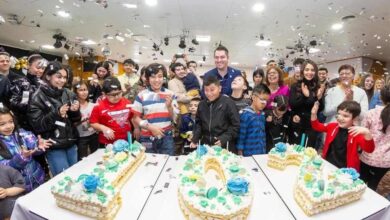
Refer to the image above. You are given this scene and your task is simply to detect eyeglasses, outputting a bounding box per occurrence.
[339,71,353,77]
[106,91,122,97]
[253,94,268,104]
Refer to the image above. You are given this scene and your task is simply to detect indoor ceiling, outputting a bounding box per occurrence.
[0,0,389,68]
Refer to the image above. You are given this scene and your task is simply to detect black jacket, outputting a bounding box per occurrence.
[8,72,42,130]
[192,95,240,148]
[28,84,81,149]
[0,74,10,107]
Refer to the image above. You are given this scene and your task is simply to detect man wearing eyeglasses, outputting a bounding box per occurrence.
[202,45,241,97]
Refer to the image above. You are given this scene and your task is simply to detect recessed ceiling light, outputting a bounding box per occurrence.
[145,0,157,6]
[133,59,140,63]
[107,36,114,40]
[309,48,320,53]
[262,57,268,61]
[122,3,137,8]
[252,3,265,12]
[231,62,239,65]
[115,35,125,42]
[29,40,35,43]
[81,39,97,45]
[57,10,70,18]
[20,39,24,42]
[55,5,60,9]
[41,44,55,49]
[143,24,151,28]
[331,22,343,30]
[196,35,211,42]
[163,59,171,63]
[261,64,267,67]
[377,45,382,49]
[59,0,64,3]
[256,40,272,47]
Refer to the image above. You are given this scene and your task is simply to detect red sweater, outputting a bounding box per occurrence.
[311,119,375,171]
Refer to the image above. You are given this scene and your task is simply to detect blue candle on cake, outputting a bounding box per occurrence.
[127,131,132,151]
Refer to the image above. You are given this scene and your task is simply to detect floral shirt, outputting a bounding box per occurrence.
[360,106,390,168]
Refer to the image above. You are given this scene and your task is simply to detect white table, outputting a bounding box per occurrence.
[253,155,390,220]
[11,150,169,220]
[138,156,295,220]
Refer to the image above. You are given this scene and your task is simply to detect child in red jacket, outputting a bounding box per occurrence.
[311,100,374,171]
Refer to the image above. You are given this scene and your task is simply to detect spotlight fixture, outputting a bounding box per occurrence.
[64,42,71,50]
[52,33,66,49]
[188,47,195,53]
[191,38,199,45]
[160,50,164,56]
[164,37,169,46]
[179,36,186,49]
[202,55,206,62]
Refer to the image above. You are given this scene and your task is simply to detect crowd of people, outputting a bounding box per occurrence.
[0,45,389,219]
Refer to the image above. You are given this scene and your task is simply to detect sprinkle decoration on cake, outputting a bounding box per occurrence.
[51,140,146,220]
[267,142,367,216]
[178,145,253,220]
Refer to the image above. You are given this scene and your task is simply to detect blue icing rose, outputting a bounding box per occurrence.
[340,168,360,181]
[227,177,249,196]
[83,175,100,193]
[196,145,208,157]
[275,142,287,153]
[113,139,129,153]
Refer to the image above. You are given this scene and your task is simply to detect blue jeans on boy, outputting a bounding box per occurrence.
[140,131,174,156]
[46,145,78,176]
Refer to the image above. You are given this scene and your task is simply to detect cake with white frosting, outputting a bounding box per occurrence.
[51,140,145,220]
[267,142,367,216]
[178,145,253,220]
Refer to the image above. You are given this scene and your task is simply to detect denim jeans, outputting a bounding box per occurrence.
[46,145,78,176]
[140,132,174,156]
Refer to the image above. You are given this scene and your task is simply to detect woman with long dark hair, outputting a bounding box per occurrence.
[289,59,324,148]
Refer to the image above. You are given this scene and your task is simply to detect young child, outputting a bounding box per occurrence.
[90,77,134,148]
[264,95,301,152]
[0,107,51,192]
[359,86,390,190]
[74,81,98,160]
[190,76,240,151]
[311,100,375,171]
[236,84,270,156]
[179,97,200,154]
[230,75,251,113]
[132,63,177,156]
[0,165,25,220]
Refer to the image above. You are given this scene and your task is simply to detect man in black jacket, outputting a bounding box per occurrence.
[190,75,240,152]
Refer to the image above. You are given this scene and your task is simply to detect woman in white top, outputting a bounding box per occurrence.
[74,81,98,160]
[323,64,368,123]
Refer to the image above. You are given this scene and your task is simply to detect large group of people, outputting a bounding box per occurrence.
[0,45,389,219]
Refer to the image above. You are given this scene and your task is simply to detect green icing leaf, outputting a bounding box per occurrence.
[58,180,65,186]
[217,196,226,204]
[64,176,72,181]
[229,165,240,173]
[77,174,89,182]
[317,180,325,191]
[200,200,208,208]
[98,194,107,203]
[313,191,323,198]
[206,187,219,199]
[233,196,242,205]
[188,190,195,197]
[210,204,216,210]
[181,176,190,184]
[327,187,335,194]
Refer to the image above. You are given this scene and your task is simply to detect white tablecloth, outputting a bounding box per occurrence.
[10,151,390,220]
[138,156,295,220]
[11,150,169,220]
[252,155,390,220]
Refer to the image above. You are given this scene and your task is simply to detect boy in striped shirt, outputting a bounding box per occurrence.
[237,84,270,156]
[132,63,176,155]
